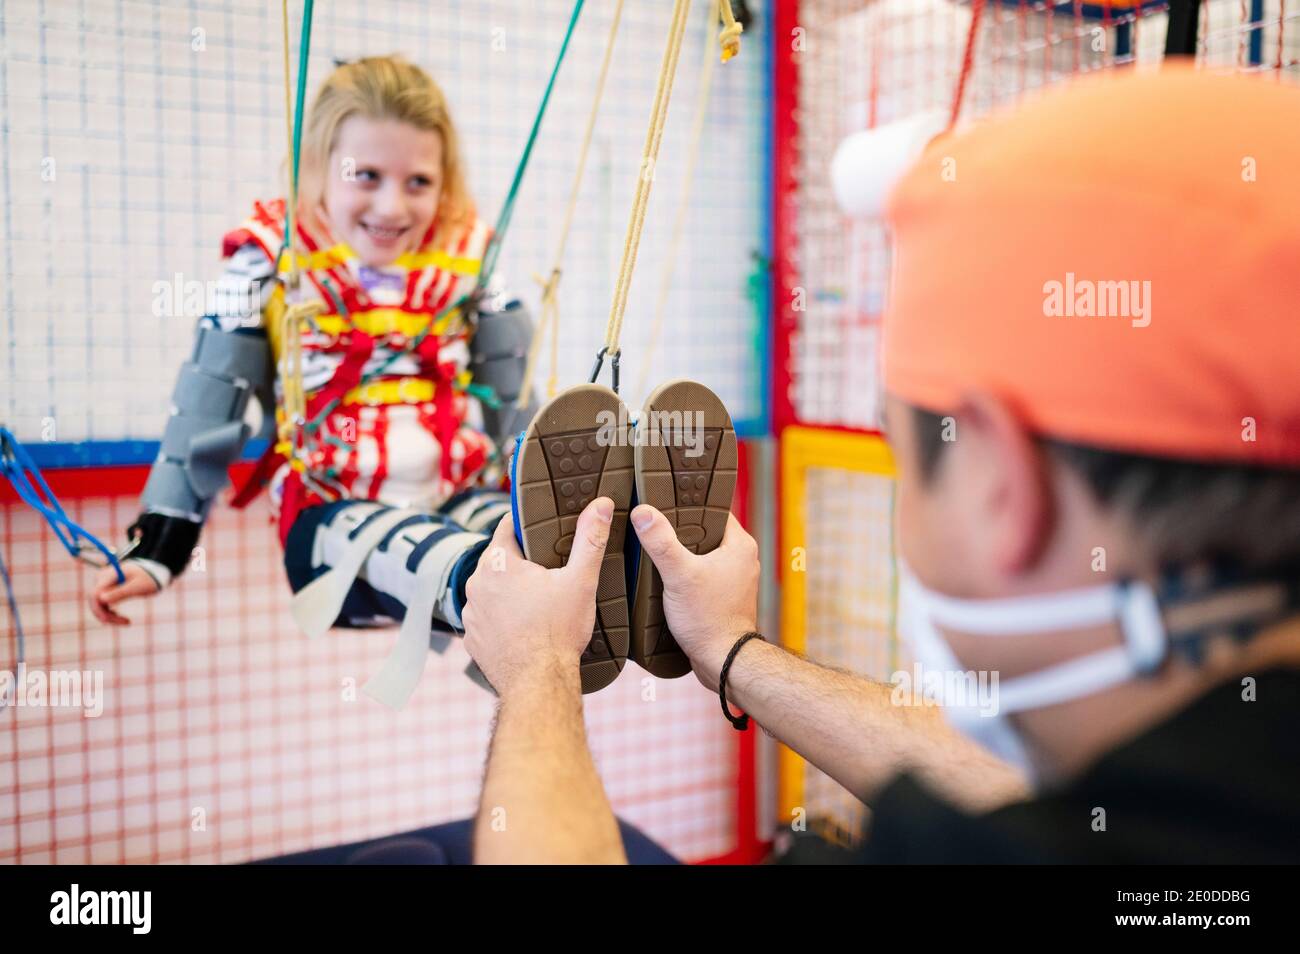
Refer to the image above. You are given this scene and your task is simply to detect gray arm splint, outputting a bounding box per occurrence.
[470,298,541,448]
[140,319,275,522]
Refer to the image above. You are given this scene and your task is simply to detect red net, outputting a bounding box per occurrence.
[1,446,760,863]
[774,0,1298,433]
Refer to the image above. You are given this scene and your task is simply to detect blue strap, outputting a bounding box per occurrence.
[0,428,125,585]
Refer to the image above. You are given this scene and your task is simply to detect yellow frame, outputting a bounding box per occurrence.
[778,425,897,823]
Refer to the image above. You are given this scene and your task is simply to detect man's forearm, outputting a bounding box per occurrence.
[473,659,627,864]
[718,638,1029,813]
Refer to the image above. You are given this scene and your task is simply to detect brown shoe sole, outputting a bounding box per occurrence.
[631,379,738,679]
[513,384,634,693]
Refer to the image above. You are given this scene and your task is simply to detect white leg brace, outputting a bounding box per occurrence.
[290,502,487,708]
[443,493,512,534]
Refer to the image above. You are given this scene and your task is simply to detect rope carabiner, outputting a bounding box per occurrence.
[588,346,622,394]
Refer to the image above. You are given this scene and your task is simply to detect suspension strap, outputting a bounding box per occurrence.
[597,0,742,390]
[277,0,316,290]
[633,0,729,399]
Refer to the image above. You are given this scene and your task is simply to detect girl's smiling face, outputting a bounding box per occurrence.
[322,115,443,268]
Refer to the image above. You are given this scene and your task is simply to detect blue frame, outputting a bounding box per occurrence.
[21,439,269,470]
[996,1,1169,17]
[733,0,775,442]
[1248,0,1264,66]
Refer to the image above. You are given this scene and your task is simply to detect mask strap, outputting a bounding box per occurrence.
[994,646,1135,713]
[920,580,1124,635]
[906,569,1171,709]
[1117,579,1166,674]
[904,561,1300,712]
[1159,566,1300,665]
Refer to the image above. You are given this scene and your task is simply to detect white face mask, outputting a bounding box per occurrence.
[896,564,1168,786]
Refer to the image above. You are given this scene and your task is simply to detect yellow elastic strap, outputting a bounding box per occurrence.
[397,249,482,274]
[310,308,449,338]
[341,377,437,407]
[276,245,483,277]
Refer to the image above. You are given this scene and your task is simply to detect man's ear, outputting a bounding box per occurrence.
[954,391,1054,578]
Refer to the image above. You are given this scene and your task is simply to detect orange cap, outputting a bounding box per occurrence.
[882,64,1300,466]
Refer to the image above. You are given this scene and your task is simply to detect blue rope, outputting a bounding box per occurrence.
[0,428,125,586]
[0,544,23,670]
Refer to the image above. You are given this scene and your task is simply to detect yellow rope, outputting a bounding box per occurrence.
[523,273,559,401]
[275,0,322,446]
[633,1,723,399]
[518,0,628,406]
[718,0,742,62]
[279,0,301,292]
[602,0,739,363]
[277,303,322,441]
[602,0,692,359]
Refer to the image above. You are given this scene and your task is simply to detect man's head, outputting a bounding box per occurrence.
[887,394,1300,600]
[872,65,1300,783]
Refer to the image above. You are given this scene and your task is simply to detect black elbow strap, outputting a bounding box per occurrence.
[127,512,202,578]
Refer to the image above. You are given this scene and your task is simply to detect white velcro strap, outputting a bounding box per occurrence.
[363,531,481,708]
[290,507,413,639]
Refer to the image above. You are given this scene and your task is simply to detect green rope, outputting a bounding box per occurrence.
[280,0,316,264]
[476,0,586,291]
[318,276,349,319]
[288,0,583,438]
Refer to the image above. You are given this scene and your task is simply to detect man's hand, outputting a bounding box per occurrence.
[629,505,759,692]
[462,496,614,698]
[90,562,162,626]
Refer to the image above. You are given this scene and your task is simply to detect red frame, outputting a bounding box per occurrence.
[3,448,766,865]
[771,0,801,436]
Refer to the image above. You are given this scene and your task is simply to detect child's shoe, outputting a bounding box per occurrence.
[629,380,738,678]
[509,384,635,692]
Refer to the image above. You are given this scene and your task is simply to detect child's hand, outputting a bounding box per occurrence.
[90,562,162,626]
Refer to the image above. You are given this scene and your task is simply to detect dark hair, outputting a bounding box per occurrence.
[911,406,1300,571]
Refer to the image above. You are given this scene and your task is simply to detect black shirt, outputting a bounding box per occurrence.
[855,666,1300,864]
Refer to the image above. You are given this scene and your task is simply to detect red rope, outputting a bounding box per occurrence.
[950,0,987,128]
[1278,0,1286,73]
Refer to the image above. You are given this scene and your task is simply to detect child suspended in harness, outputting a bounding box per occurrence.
[91,8,745,705]
[90,56,538,706]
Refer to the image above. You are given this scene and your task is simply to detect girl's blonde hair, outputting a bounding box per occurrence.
[296,55,474,249]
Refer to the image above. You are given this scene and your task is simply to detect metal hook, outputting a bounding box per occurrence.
[592,345,626,395]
